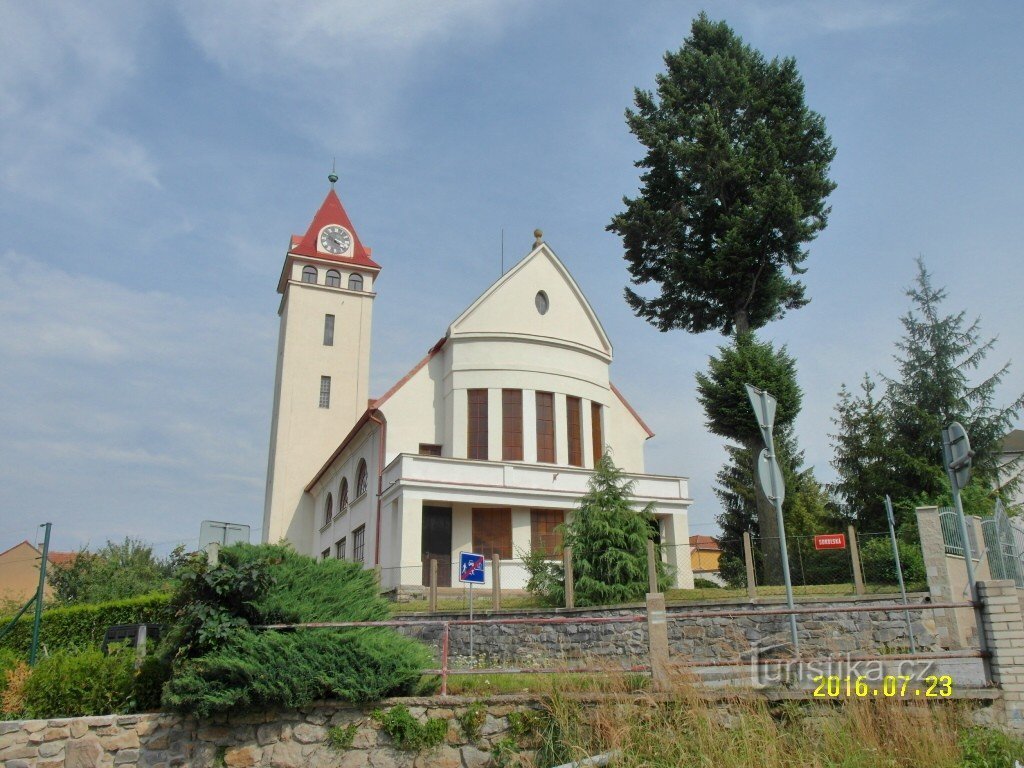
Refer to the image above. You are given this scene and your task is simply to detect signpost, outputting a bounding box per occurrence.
[941,422,988,669]
[813,534,846,551]
[459,552,486,658]
[745,384,799,654]
[885,495,916,653]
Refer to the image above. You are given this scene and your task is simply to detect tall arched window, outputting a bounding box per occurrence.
[348,274,364,291]
[326,269,341,287]
[356,459,368,498]
[339,478,349,512]
[302,266,318,284]
[323,493,333,526]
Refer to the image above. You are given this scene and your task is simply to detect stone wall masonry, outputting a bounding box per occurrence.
[0,698,543,768]
[392,595,941,668]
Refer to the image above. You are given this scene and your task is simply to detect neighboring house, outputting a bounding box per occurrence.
[262,181,695,590]
[997,429,1024,513]
[689,535,724,586]
[0,541,76,605]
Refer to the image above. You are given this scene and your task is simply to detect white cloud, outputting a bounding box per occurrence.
[0,252,275,547]
[0,1,159,205]
[722,0,950,36]
[173,0,538,150]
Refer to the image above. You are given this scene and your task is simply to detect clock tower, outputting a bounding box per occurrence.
[262,176,380,547]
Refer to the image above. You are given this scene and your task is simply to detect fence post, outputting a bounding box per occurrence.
[564,546,575,609]
[647,539,660,595]
[429,559,438,613]
[916,505,965,648]
[848,525,866,595]
[976,580,1021,725]
[743,531,757,599]
[646,592,670,687]
[492,554,501,612]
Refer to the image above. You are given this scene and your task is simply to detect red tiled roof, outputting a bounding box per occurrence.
[689,535,721,550]
[289,188,381,270]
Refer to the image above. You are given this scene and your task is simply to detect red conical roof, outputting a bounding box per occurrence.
[290,188,381,270]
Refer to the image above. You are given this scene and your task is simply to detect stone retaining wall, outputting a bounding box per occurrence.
[0,698,540,768]
[394,596,941,667]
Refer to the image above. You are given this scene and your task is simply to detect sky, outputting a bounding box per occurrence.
[1,0,1022,556]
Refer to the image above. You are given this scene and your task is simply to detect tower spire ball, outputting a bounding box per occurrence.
[533,228,543,247]
[328,157,338,187]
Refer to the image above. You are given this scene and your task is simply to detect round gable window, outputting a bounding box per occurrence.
[535,291,549,315]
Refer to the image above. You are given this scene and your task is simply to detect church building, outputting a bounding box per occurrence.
[262,179,695,591]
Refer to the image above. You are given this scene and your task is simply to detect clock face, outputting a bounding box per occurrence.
[319,225,353,255]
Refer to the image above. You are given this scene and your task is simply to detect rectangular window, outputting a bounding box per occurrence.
[352,526,365,564]
[319,376,331,408]
[591,402,604,465]
[472,508,512,560]
[531,509,564,558]
[321,548,330,561]
[536,391,555,463]
[502,389,523,461]
[418,443,443,456]
[567,396,582,467]
[335,538,346,560]
[467,389,488,460]
[324,314,335,346]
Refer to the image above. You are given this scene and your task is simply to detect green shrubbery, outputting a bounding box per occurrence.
[159,544,430,717]
[0,592,173,656]
[21,646,137,719]
[858,537,926,588]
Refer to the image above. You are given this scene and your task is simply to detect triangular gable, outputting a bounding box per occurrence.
[447,244,612,358]
[290,188,381,270]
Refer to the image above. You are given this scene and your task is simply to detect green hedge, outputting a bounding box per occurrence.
[0,592,173,655]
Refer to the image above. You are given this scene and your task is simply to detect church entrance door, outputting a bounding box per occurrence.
[422,506,452,587]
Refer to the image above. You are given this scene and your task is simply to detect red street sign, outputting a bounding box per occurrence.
[814,533,846,550]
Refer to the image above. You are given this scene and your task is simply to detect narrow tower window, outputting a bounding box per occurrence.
[467,389,488,460]
[324,493,333,526]
[536,391,555,463]
[302,266,318,284]
[326,269,341,287]
[567,396,583,467]
[502,389,523,461]
[323,314,335,346]
[319,376,331,408]
[591,402,604,465]
[348,274,364,291]
[352,525,366,564]
[339,478,349,512]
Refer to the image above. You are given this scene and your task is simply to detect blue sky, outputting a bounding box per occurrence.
[1,0,1022,554]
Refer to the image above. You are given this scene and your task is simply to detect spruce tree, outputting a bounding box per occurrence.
[829,375,898,531]
[609,13,836,336]
[696,333,801,581]
[886,258,1024,504]
[563,453,671,606]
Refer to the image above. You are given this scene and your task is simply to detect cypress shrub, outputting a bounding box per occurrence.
[159,544,431,716]
[22,647,136,718]
[0,592,173,655]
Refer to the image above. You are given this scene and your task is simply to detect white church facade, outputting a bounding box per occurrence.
[262,182,695,591]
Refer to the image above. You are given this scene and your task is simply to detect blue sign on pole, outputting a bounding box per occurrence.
[459,552,486,584]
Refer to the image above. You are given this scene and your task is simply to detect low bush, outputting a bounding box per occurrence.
[859,537,926,586]
[22,647,136,718]
[1,661,30,718]
[371,705,447,751]
[692,578,721,589]
[159,544,432,716]
[0,592,173,656]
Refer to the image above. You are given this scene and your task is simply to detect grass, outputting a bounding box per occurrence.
[443,672,650,696]
[525,676,1024,768]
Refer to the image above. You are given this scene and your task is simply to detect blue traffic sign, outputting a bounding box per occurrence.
[459,552,486,584]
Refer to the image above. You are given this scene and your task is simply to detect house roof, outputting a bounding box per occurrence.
[1003,429,1024,454]
[689,535,721,551]
[0,540,77,563]
[287,187,381,271]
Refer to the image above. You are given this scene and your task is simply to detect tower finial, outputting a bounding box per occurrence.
[533,228,543,247]
[328,157,338,187]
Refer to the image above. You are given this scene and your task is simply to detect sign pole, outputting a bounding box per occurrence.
[942,424,988,670]
[884,495,916,653]
[746,385,799,655]
[29,522,51,666]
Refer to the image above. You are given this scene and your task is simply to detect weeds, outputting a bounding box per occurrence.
[371,704,447,751]
[456,702,486,742]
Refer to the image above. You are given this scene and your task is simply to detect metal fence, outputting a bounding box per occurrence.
[982,502,1024,588]
[939,507,980,558]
